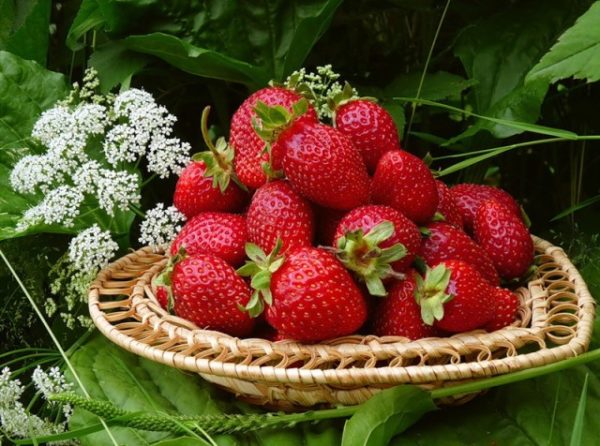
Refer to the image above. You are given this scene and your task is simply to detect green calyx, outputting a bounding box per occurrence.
[327,81,360,112]
[334,221,407,297]
[414,264,454,326]
[252,98,309,143]
[192,106,247,193]
[152,247,187,312]
[236,239,285,318]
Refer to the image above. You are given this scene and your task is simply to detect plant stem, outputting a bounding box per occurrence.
[141,173,158,188]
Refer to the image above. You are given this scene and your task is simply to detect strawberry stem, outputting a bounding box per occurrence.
[200,106,229,171]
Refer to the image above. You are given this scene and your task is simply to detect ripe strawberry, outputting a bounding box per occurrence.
[334,99,401,172]
[170,212,247,266]
[238,245,367,342]
[485,287,519,331]
[174,107,247,219]
[171,254,255,337]
[473,200,534,280]
[332,205,421,295]
[277,120,370,210]
[450,183,521,232]
[230,87,317,189]
[173,161,247,218]
[371,150,438,224]
[421,222,499,285]
[155,285,169,310]
[416,260,493,333]
[246,181,314,253]
[372,271,439,340]
[434,180,463,228]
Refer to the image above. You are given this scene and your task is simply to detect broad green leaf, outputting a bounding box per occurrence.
[383,71,477,101]
[341,386,436,446]
[121,33,269,87]
[453,0,588,139]
[0,0,52,65]
[67,335,238,446]
[527,2,600,85]
[89,41,150,92]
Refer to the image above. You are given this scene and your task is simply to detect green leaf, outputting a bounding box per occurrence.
[527,2,600,85]
[0,0,52,65]
[452,0,588,139]
[89,41,150,93]
[382,71,477,101]
[121,33,269,87]
[341,386,436,446]
[551,194,600,221]
[66,335,238,446]
[569,373,589,446]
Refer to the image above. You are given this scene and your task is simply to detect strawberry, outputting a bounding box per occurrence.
[434,180,463,228]
[415,260,493,333]
[155,285,169,309]
[485,287,519,331]
[238,244,367,342]
[171,254,255,337]
[174,107,247,219]
[334,98,401,172]
[332,205,421,295]
[246,180,314,254]
[450,183,521,232]
[372,271,439,340]
[371,150,438,224]
[473,200,534,280]
[420,222,499,285]
[254,102,370,210]
[170,212,247,266]
[230,87,317,189]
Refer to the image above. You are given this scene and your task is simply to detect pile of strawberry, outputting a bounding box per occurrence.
[155,74,534,343]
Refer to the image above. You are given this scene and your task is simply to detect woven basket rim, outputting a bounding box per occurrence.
[89,235,595,386]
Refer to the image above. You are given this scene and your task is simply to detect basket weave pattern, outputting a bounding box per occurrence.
[89,236,595,408]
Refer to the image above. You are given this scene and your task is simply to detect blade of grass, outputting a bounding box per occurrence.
[569,373,589,446]
[0,249,119,446]
[405,0,452,148]
[551,195,600,221]
[547,375,562,446]
[398,97,579,140]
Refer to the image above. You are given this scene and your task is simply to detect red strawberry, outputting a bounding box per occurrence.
[485,287,519,331]
[372,271,439,340]
[421,222,499,285]
[246,181,314,253]
[371,150,438,224]
[174,161,247,218]
[171,254,255,337]
[416,260,493,333]
[155,286,169,309]
[332,205,421,295]
[277,120,370,210]
[334,99,401,172]
[434,180,463,228]
[473,200,534,280]
[170,212,247,266]
[174,107,247,219]
[450,183,521,232]
[230,87,317,189]
[238,245,367,342]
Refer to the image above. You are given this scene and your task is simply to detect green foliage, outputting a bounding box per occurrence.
[0,0,52,65]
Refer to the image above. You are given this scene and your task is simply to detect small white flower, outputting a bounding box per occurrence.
[72,103,109,137]
[139,203,185,250]
[32,366,74,421]
[96,169,140,215]
[103,123,148,165]
[19,186,84,229]
[31,106,74,145]
[0,367,24,407]
[72,160,102,193]
[68,224,118,272]
[113,88,156,118]
[147,134,191,178]
[10,154,57,194]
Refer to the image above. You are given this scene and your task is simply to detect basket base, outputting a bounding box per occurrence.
[199,373,481,410]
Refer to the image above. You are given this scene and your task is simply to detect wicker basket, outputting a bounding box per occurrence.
[89,236,595,409]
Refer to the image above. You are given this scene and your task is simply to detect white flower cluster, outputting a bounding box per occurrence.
[104,89,190,177]
[286,64,358,119]
[10,69,190,232]
[68,225,118,273]
[32,366,74,420]
[0,367,76,444]
[139,203,185,250]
